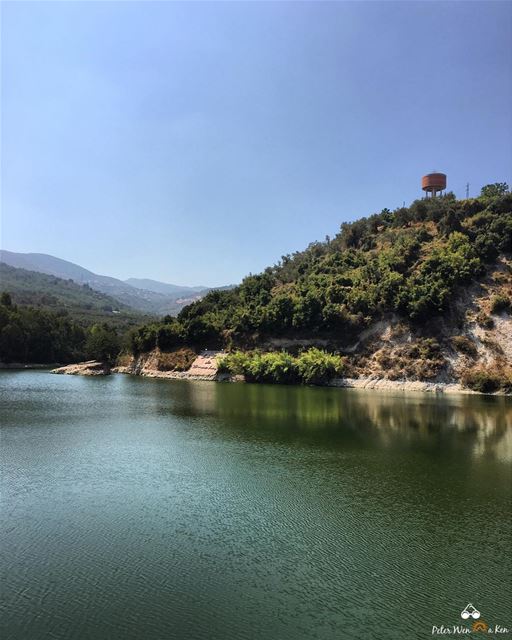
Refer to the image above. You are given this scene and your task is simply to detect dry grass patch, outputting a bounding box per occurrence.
[116,353,132,367]
[476,311,494,329]
[481,338,505,357]
[461,366,512,394]
[157,348,197,371]
[367,338,446,381]
[451,335,478,359]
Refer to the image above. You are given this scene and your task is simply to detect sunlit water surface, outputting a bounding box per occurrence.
[1,371,511,640]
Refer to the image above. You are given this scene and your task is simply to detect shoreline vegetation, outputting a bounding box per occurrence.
[42,350,504,396]
[2,185,512,395]
[37,357,473,394]
[2,350,507,395]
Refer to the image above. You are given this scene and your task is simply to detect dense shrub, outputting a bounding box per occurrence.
[402,233,482,319]
[219,351,298,384]
[129,324,159,354]
[296,348,345,384]
[219,349,344,385]
[461,368,508,393]
[157,321,184,350]
[251,352,299,384]
[217,350,250,376]
[480,182,509,199]
[85,324,120,364]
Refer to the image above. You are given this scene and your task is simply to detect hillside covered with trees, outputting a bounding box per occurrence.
[0,263,153,327]
[127,183,512,391]
[0,292,122,365]
[0,251,218,316]
[0,266,150,365]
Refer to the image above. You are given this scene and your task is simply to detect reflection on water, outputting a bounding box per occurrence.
[171,381,512,462]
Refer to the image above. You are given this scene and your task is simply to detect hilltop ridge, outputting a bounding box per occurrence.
[127,183,512,392]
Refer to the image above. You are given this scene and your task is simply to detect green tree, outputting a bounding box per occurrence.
[481,182,509,198]
[1,292,12,306]
[85,324,120,364]
[157,321,184,350]
[0,323,25,362]
[296,348,344,384]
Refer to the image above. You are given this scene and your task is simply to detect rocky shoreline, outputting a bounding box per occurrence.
[112,350,223,381]
[114,369,472,394]
[327,377,473,394]
[44,351,489,394]
[51,361,110,376]
[120,371,472,393]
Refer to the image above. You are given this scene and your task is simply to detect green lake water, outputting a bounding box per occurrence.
[1,371,511,639]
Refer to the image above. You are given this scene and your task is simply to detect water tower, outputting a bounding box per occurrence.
[422,172,447,198]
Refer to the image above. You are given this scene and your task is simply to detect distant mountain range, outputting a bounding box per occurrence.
[0,250,228,316]
[0,262,149,329]
[124,278,206,296]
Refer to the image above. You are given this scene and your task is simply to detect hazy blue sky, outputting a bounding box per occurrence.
[2,1,511,286]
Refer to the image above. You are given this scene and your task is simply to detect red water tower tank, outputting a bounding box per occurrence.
[422,172,447,198]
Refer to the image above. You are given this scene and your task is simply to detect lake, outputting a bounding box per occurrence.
[1,371,511,639]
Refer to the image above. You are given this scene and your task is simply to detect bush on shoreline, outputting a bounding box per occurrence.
[461,367,512,394]
[218,348,345,385]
